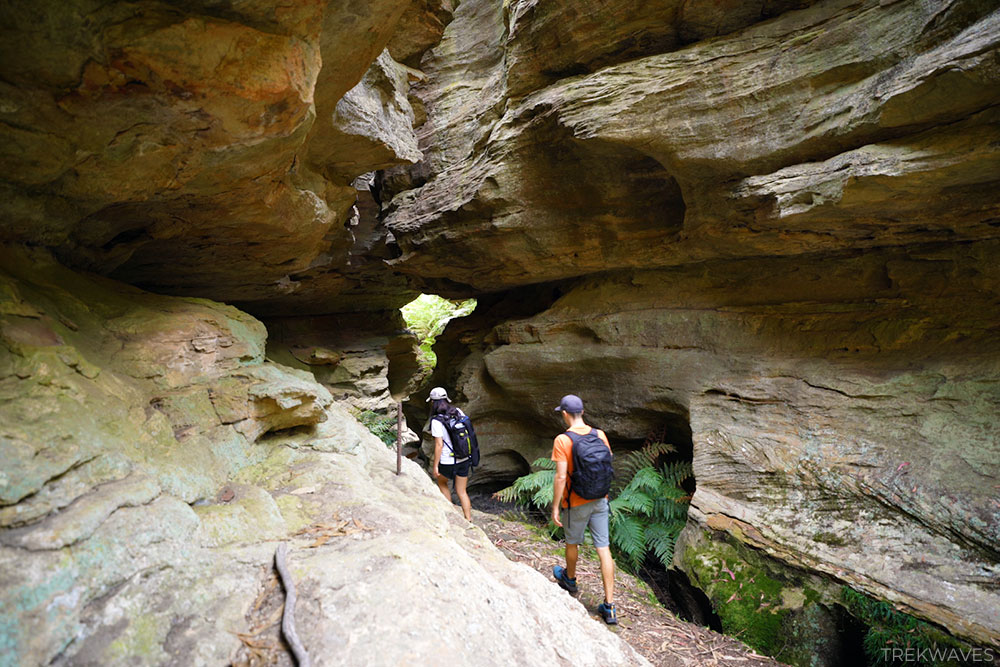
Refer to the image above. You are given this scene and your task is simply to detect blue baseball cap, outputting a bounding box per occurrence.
[554,394,584,413]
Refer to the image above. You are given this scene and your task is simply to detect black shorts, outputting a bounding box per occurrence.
[438,459,471,480]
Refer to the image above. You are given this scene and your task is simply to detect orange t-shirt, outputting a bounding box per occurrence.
[552,425,611,509]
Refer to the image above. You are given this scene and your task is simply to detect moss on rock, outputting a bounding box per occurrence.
[678,525,846,666]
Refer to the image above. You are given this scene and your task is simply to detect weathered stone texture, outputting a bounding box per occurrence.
[433,241,1000,646]
[0,0,423,315]
[385,0,1000,293]
[0,249,646,666]
[2,0,1000,659]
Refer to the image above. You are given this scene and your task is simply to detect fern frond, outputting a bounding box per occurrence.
[652,496,690,521]
[609,496,627,518]
[645,522,684,568]
[610,513,645,570]
[530,482,555,510]
[494,468,554,507]
[625,466,663,493]
[612,442,676,492]
[660,460,693,488]
[614,488,654,515]
[530,457,556,470]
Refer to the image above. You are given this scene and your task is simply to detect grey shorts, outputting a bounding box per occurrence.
[564,497,610,548]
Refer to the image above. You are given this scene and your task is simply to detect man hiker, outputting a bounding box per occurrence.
[550,394,618,625]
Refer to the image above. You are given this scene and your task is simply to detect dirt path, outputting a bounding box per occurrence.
[472,510,786,667]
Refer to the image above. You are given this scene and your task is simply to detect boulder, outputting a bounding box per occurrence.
[0,248,647,666]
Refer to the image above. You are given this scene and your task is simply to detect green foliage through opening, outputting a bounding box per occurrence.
[400,294,476,377]
[840,587,977,666]
[356,410,396,447]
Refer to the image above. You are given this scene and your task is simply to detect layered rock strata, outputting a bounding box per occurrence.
[0,0,430,315]
[2,0,999,661]
[385,0,1000,294]
[0,247,646,666]
[385,0,1000,653]
[430,241,1000,648]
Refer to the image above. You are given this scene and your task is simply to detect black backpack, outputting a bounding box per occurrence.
[433,413,480,468]
[566,428,613,501]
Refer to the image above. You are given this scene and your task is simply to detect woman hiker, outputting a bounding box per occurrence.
[427,387,473,521]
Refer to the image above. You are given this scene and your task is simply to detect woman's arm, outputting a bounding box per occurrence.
[433,436,443,478]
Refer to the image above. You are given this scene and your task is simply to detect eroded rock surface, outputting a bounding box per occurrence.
[0,248,646,666]
[0,0,424,315]
[385,0,1000,293]
[430,241,1000,648]
[3,0,1000,662]
[383,0,1000,653]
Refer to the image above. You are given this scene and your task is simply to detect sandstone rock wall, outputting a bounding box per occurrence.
[384,0,1000,294]
[390,0,1000,650]
[0,247,646,665]
[438,243,1000,645]
[0,0,431,315]
[2,0,999,660]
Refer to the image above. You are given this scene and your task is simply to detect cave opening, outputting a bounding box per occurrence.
[399,293,477,382]
[603,411,711,627]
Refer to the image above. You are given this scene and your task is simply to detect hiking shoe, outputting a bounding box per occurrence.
[553,565,578,594]
[597,601,618,625]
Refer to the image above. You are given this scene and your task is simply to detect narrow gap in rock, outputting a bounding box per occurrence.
[399,293,477,384]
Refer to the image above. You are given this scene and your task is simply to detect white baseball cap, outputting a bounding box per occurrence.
[426,387,450,402]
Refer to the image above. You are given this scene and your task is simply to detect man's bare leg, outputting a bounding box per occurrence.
[595,545,615,604]
[565,543,579,579]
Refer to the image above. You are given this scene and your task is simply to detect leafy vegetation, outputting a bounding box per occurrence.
[400,294,476,376]
[608,443,692,571]
[356,409,397,447]
[841,586,973,666]
[494,442,693,572]
[494,457,557,528]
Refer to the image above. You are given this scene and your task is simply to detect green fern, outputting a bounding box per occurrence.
[625,466,662,493]
[645,522,684,568]
[493,459,555,504]
[613,441,676,492]
[497,443,693,574]
[356,410,396,447]
[661,460,693,489]
[609,513,646,570]
[841,586,968,666]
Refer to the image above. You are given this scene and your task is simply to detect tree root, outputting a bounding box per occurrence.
[275,542,311,667]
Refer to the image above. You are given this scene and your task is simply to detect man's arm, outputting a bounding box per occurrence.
[552,460,568,527]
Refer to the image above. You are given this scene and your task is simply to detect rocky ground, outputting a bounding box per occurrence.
[472,509,785,667]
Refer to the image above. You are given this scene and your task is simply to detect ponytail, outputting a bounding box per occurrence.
[432,398,460,419]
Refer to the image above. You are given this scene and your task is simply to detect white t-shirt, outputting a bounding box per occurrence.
[431,408,469,465]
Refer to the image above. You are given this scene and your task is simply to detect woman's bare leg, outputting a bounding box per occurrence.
[455,474,472,520]
[436,472,452,502]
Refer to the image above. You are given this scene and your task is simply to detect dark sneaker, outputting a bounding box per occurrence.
[597,601,618,625]
[553,565,578,594]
